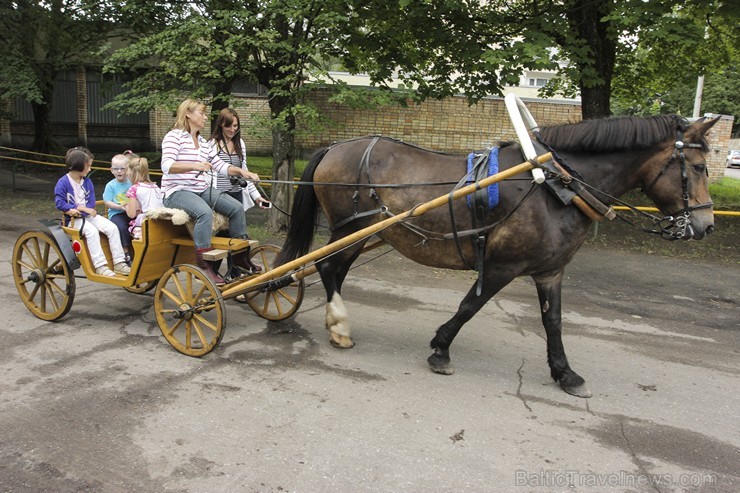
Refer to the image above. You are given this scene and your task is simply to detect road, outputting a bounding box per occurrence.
[724,166,740,180]
[1,211,738,492]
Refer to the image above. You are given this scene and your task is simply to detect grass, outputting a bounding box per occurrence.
[710,177,740,210]
[246,156,309,178]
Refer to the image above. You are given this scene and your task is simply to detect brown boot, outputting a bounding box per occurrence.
[195,248,226,286]
[231,248,262,274]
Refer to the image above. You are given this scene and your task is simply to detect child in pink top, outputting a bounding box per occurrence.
[125,155,164,239]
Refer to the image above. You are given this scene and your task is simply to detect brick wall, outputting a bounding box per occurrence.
[147,92,582,158]
[704,114,735,181]
[149,99,273,154]
[298,89,582,155]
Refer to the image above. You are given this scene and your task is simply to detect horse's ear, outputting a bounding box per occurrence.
[689,116,720,137]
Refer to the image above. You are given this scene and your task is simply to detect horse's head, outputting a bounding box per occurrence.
[639,117,719,240]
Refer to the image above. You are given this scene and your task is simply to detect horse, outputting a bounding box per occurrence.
[275,115,718,397]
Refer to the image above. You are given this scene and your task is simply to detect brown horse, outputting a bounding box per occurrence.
[275,115,717,397]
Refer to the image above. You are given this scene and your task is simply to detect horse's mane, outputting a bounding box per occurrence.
[538,114,697,152]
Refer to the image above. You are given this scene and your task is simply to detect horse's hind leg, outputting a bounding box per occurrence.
[429,269,515,375]
[533,271,591,398]
[316,240,366,349]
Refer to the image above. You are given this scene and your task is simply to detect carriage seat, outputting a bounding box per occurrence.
[143,206,229,232]
[143,207,257,261]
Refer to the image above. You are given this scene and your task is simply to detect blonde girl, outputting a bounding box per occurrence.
[125,155,164,239]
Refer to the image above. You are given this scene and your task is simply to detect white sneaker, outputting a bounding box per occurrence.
[114,262,131,275]
[96,266,116,277]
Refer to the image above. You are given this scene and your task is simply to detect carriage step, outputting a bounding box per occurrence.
[201,249,229,261]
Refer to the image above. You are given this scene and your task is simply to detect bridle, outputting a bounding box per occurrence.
[640,131,712,240]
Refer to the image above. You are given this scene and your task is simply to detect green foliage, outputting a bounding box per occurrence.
[611,0,739,132]
[0,1,122,102]
[710,178,740,211]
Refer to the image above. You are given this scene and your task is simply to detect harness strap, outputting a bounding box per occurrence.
[330,137,384,232]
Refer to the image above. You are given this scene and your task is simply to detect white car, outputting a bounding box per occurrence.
[727,150,740,168]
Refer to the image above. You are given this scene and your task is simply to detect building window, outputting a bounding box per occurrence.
[528,78,549,87]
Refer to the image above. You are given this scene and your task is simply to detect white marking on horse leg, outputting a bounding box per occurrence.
[326,293,351,338]
[542,300,550,313]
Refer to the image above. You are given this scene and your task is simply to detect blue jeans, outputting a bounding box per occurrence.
[164,189,247,249]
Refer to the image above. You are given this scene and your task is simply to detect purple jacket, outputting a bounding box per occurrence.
[55,174,96,223]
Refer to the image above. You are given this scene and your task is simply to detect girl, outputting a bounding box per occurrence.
[125,155,164,239]
[54,147,130,277]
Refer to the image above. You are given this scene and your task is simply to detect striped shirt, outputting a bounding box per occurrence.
[160,129,230,197]
[208,138,262,205]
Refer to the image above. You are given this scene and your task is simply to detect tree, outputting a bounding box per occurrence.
[0,0,123,152]
[107,0,380,231]
[610,0,739,134]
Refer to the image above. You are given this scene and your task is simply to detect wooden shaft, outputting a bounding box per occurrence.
[221,154,550,299]
[287,238,387,282]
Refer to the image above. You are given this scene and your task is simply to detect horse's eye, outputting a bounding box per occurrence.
[692,163,707,176]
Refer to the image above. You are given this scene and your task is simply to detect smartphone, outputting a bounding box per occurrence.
[264,202,272,209]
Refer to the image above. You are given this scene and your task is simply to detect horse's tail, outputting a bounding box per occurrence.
[274,147,330,267]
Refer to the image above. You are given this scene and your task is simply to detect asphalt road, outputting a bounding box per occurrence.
[1,211,738,492]
[724,166,740,180]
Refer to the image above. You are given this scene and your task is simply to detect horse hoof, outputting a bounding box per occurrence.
[427,354,455,375]
[329,333,354,349]
[562,383,592,398]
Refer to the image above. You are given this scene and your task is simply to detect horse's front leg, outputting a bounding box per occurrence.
[429,270,514,375]
[533,271,591,398]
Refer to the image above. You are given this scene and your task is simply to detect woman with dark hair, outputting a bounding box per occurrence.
[208,107,270,209]
[160,99,263,285]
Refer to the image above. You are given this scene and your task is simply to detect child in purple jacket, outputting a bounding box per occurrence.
[54,147,130,277]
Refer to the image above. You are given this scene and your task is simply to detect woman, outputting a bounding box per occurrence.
[208,107,270,210]
[161,99,262,285]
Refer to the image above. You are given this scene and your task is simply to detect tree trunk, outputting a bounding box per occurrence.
[30,69,56,153]
[31,98,53,154]
[267,124,295,233]
[568,0,616,119]
[209,77,234,133]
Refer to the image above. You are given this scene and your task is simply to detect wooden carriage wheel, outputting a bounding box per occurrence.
[12,230,76,321]
[243,244,305,321]
[154,265,225,357]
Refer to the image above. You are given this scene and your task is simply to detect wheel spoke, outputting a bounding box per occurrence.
[189,319,209,348]
[165,317,185,337]
[275,288,297,305]
[28,282,40,302]
[272,291,288,317]
[17,259,35,271]
[172,272,187,302]
[22,242,40,268]
[42,242,50,269]
[44,285,61,311]
[192,312,218,333]
[46,278,67,297]
[185,321,192,348]
[160,287,183,305]
[192,283,208,303]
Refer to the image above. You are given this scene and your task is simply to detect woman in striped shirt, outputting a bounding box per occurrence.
[161,99,262,285]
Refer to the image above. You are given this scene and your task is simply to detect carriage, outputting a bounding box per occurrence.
[11,96,717,397]
[11,208,307,356]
